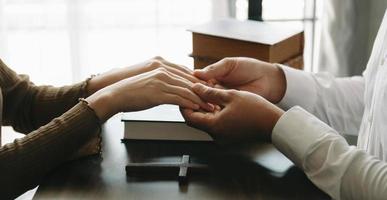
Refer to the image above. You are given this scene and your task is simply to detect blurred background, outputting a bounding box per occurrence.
[0,0,386,85]
[0,0,386,199]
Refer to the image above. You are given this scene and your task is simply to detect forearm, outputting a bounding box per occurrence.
[277,65,365,136]
[31,67,132,129]
[29,81,89,130]
[0,101,101,199]
[272,107,387,199]
[85,90,116,123]
[85,68,133,96]
[0,59,91,132]
[6,72,121,132]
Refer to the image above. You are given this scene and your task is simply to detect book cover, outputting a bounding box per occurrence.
[189,19,304,68]
[122,105,213,141]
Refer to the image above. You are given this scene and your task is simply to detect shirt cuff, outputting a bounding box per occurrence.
[272,106,333,168]
[276,64,317,111]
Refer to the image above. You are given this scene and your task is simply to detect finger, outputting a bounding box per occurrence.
[180,108,214,131]
[163,94,199,110]
[157,70,213,111]
[214,84,226,89]
[207,79,219,86]
[159,59,193,74]
[160,70,194,89]
[166,84,214,111]
[192,83,230,105]
[194,59,235,81]
[165,70,211,93]
[163,65,207,84]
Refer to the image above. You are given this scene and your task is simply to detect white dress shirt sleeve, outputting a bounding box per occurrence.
[277,65,365,136]
[272,106,387,199]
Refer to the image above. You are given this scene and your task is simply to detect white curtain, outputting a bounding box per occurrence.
[318,0,387,76]
[0,0,230,86]
[0,1,230,198]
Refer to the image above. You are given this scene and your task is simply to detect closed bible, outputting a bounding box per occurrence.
[122,105,213,141]
[188,19,304,69]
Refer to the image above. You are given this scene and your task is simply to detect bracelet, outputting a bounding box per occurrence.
[78,97,90,105]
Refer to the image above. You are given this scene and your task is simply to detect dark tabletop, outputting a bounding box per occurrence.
[34,115,329,200]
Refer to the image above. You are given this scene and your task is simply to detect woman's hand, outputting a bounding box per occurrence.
[86,68,213,122]
[86,56,204,96]
[194,57,287,103]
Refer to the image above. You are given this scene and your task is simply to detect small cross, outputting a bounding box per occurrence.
[125,155,208,185]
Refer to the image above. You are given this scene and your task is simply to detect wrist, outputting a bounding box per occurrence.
[269,64,287,104]
[85,68,131,97]
[251,95,285,141]
[86,90,117,122]
[267,106,285,141]
[85,75,105,97]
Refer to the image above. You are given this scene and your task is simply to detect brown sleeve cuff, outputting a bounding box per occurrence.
[68,99,103,160]
[0,101,102,197]
[79,75,97,98]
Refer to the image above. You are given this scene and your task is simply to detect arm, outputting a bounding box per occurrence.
[273,106,387,199]
[1,56,205,133]
[181,84,387,199]
[0,102,101,199]
[0,59,89,133]
[0,58,212,198]
[277,66,365,136]
[193,58,365,136]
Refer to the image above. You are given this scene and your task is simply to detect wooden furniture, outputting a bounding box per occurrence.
[34,115,329,199]
[189,19,304,70]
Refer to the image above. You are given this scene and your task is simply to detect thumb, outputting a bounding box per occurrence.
[194,59,232,81]
[192,83,230,105]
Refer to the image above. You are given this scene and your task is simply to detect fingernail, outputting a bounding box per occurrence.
[194,69,204,74]
[207,103,214,111]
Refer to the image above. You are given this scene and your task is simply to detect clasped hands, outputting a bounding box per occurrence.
[86,57,286,143]
[180,57,286,143]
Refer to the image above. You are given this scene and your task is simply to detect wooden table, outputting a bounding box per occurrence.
[34,115,329,200]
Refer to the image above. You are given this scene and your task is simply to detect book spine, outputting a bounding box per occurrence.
[190,54,304,70]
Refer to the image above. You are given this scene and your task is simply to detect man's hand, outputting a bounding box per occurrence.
[180,83,285,143]
[194,57,287,103]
